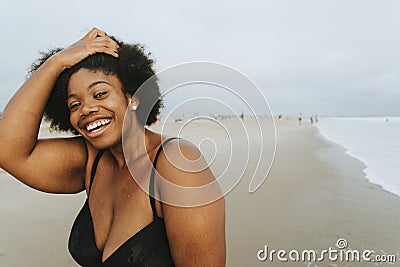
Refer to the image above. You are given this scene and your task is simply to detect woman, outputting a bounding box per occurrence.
[0,28,226,266]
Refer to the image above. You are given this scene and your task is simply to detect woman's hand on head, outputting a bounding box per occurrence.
[51,28,119,70]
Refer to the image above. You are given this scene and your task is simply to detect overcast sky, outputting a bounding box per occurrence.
[0,0,399,117]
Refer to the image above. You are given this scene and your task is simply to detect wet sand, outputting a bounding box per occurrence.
[0,118,399,266]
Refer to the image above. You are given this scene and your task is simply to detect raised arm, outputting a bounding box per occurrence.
[0,28,119,193]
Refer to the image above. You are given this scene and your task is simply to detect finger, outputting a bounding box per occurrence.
[88,43,119,58]
[84,28,98,39]
[85,27,106,39]
[98,47,119,58]
[93,36,119,48]
[96,29,107,37]
[90,41,119,54]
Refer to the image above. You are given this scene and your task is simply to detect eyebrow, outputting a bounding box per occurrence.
[67,80,112,100]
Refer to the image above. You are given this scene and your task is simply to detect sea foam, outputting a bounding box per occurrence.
[316,117,400,197]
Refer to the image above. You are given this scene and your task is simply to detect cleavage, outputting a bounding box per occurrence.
[88,187,155,261]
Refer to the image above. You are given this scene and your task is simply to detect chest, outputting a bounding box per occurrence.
[69,199,173,266]
[86,161,159,260]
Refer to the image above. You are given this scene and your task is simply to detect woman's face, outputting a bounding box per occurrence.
[67,68,129,149]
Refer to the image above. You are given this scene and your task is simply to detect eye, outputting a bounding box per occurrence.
[69,102,81,111]
[94,91,108,98]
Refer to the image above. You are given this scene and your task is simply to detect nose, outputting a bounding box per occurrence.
[81,101,100,116]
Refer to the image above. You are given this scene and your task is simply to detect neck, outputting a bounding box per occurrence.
[108,123,154,170]
[108,143,126,169]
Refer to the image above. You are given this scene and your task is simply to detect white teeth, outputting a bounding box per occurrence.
[86,119,111,132]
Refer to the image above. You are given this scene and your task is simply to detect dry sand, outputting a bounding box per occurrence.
[0,118,399,266]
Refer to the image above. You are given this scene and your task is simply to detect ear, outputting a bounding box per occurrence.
[124,93,132,104]
[125,94,140,104]
[131,96,140,106]
[126,95,140,111]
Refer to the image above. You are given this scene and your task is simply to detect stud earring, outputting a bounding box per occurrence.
[129,98,138,111]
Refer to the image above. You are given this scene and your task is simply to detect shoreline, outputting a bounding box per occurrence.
[225,119,400,266]
[315,116,400,199]
[314,126,400,200]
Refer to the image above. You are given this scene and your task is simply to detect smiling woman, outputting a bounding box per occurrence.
[29,36,162,136]
[0,28,226,267]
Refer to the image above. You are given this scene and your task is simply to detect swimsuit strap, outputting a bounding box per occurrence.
[149,137,180,216]
[88,138,179,215]
[89,149,105,194]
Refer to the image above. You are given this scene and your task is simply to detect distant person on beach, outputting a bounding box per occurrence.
[0,28,225,266]
[298,113,302,125]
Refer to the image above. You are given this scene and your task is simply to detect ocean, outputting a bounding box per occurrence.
[316,117,400,198]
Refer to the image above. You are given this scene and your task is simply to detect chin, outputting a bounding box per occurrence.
[92,136,122,150]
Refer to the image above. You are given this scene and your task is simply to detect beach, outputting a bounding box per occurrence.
[225,118,400,266]
[0,118,399,266]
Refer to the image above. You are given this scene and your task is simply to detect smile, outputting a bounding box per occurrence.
[86,119,111,133]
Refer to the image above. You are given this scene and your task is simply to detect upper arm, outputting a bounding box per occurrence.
[156,139,226,267]
[0,136,87,194]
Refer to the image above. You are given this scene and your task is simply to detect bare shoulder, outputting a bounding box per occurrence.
[155,138,226,266]
[154,137,224,207]
[156,138,214,186]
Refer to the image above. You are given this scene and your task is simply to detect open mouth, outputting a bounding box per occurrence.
[86,119,111,133]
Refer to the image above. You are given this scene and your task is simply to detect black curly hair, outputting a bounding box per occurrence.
[29,37,162,135]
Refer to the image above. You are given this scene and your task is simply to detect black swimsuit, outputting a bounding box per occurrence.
[68,138,177,267]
